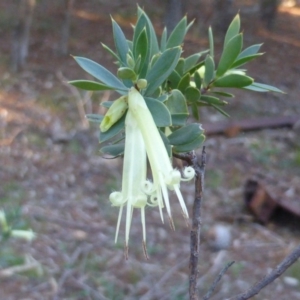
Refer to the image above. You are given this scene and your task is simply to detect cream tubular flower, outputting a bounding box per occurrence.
[128,87,195,225]
[109,109,148,258]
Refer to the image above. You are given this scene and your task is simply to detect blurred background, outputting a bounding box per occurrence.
[1,0,300,299]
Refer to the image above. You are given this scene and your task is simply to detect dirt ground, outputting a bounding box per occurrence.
[1,1,300,300]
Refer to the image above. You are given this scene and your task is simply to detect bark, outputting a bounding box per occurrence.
[165,0,183,34]
[59,0,75,55]
[213,0,233,34]
[259,0,280,29]
[11,0,36,71]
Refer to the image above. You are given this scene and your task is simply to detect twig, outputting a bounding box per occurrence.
[227,244,300,300]
[203,261,235,300]
[0,255,41,278]
[140,258,188,300]
[52,246,85,300]
[56,71,91,129]
[175,147,206,300]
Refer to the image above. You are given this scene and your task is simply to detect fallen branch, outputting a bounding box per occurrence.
[227,244,300,300]
[204,115,299,137]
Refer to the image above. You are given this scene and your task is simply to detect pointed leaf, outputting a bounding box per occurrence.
[208,26,214,57]
[145,47,181,96]
[200,95,227,106]
[244,82,284,93]
[177,73,191,93]
[166,16,187,49]
[209,103,230,117]
[101,43,119,61]
[194,71,202,89]
[144,98,171,127]
[111,18,129,65]
[211,91,234,98]
[224,14,240,47]
[100,143,125,157]
[191,103,199,120]
[238,44,263,59]
[160,27,167,52]
[168,123,204,146]
[86,114,104,123]
[173,134,205,153]
[203,55,215,88]
[73,57,128,93]
[231,53,264,69]
[134,9,159,59]
[165,89,188,126]
[184,53,202,73]
[216,33,243,77]
[213,74,253,88]
[175,58,185,75]
[167,70,181,89]
[69,80,115,91]
[134,28,149,76]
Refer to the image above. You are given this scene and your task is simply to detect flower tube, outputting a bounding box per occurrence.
[127,87,195,226]
[109,109,149,258]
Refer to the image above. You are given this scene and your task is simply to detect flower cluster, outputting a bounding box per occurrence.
[108,87,195,258]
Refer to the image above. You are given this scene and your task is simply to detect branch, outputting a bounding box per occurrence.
[203,261,235,300]
[228,244,300,300]
[177,147,206,300]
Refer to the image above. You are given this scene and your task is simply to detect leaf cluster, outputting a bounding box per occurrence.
[69,7,283,156]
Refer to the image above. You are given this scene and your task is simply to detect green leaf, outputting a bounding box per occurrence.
[177,73,191,93]
[184,53,202,73]
[224,14,240,47]
[237,44,263,58]
[144,98,171,127]
[99,113,126,143]
[145,47,181,96]
[168,123,204,146]
[135,9,159,59]
[159,130,172,157]
[185,86,201,103]
[160,27,167,52]
[111,18,129,65]
[209,103,230,118]
[200,95,227,106]
[253,82,284,93]
[68,80,115,91]
[167,70,181,89]
[213,74,253,88]
[73,57,128,93]
[101,43,119,61]
[101,101,113,108]
[208,26,214,57]
[133,28,149,76]
[166,16,187,49]
[165,89,188,126]
[86,114,104,123]
[231,53,264,69]
[117,67,136,80]
[191,103,199,120]
[194,71,202,89]
[175,58,185,76]
[100,143,125,157]
[216,33,243,77]
[203,55,215,88]
[211,91,234,98]
[187,60,205,76]
[173,134,205,153]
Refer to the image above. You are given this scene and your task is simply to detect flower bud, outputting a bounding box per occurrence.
[136,79,147,90]
[100,96,128,132]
